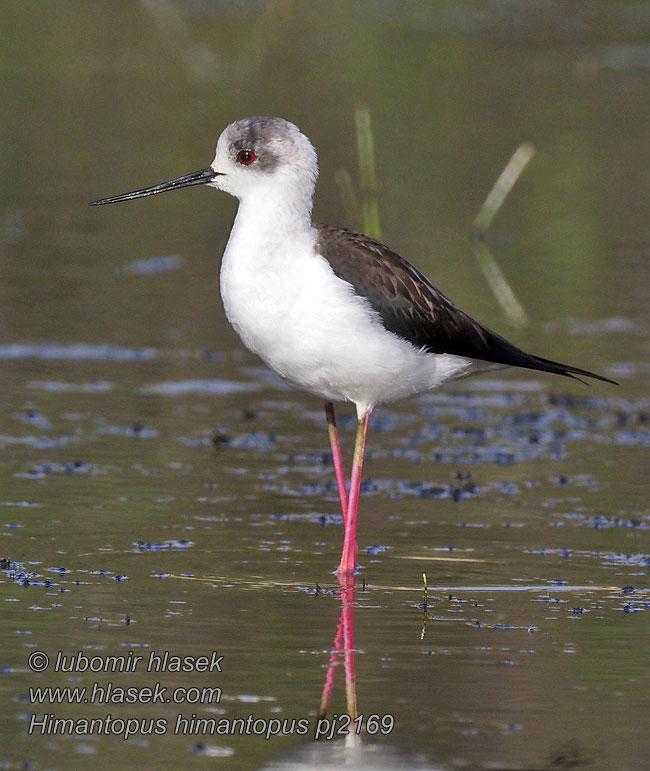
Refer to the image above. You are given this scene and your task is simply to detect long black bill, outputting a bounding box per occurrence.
[90,167,219,205]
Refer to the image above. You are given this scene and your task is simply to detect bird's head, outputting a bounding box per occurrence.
[91,116,318,208]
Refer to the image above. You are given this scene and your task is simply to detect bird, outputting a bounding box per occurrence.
[91,116,616,577]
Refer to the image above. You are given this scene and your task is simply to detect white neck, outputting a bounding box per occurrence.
[222,188,312,276]
[240,177,314,233]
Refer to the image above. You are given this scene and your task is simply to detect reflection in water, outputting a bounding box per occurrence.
[261,739,443,771]
[470,141,535,329]
[318,574,358,723]
[263,574,442,771]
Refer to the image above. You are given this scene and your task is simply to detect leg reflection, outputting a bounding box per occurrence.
[317,574,358,723]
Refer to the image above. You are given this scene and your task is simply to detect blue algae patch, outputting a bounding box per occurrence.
[601,552,650,567]
[142,379,260,396]
[133,540,194,551]
[28,380,113,393]
[366,544,391,555]
[112,254,184,275]
[0,342,157,360]
[99,422,158,438]
[1,434,79,450]
[14,460,105,478]
[494,481,519,494]
[396,480,478,500]
[12,411,52,429]
[270,512,344,526]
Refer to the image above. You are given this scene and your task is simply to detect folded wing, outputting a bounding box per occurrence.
[315,223,616,385]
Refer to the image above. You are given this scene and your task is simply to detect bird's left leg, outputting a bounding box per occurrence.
[325,402,348,522]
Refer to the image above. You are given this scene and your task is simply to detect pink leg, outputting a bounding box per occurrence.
[325,402,348,523]
[337,413,369,577]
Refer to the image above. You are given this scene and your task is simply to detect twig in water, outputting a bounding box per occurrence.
[470,143,535,329]
[472,143,535,234]
[420,572,428,641]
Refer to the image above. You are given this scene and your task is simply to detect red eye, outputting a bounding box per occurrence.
[237,149,255,165]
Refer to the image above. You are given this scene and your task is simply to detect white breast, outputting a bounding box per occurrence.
[219,214,473,417]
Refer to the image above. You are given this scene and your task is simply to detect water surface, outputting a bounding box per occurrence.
[1,2,649,769]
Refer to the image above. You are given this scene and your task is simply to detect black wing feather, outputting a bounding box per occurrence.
[315,223,616,385]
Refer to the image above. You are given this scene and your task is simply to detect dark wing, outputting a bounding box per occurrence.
[314,223,616,385]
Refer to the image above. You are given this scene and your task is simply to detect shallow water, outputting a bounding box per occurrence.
[1,2,649,770]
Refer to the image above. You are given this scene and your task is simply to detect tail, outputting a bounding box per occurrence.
[520,354,618,386]
[487,335,618,386]
[473,326,618,386]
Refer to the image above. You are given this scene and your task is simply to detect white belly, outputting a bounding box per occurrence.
[219,226,472,417]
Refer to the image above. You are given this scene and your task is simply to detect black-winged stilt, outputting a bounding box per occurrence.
[92,116,615,577]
